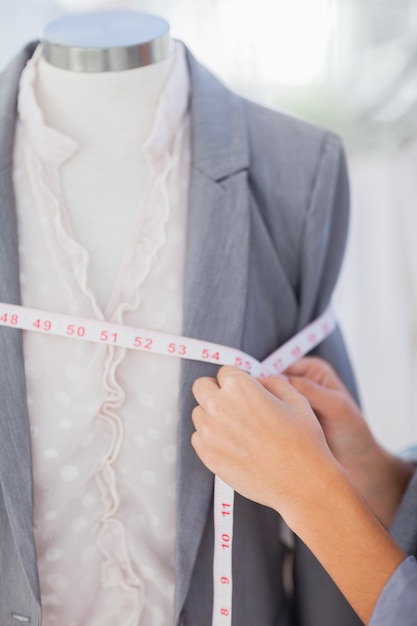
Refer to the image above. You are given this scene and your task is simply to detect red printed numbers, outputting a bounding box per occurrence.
[33,318,52,331]
[273,357,284,371]
[0,313,18,325]
[201,349,220,361]
[168,342,186,355]
[100,330,118,343]
[234,356,252,370]
[66,324,85,337]
[133,336,153,350]
[291,346,301,358]
[221,502,231,517]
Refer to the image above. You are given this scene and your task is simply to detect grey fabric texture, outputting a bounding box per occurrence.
[391,470,417,556]
[369,556,417,625]
[0,42,362,626]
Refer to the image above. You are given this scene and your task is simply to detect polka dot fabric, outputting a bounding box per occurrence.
[14,45,190,626]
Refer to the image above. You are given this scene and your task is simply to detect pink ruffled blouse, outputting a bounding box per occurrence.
[13,43,190,626]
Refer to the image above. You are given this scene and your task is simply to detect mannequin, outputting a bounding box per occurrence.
[38,11,175,308]
[0,10,373,626]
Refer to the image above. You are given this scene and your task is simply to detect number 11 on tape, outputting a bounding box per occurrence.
[213,477,234,625]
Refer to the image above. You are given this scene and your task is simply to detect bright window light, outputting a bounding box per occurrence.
[216,0,331,85]
[55,0,133,10]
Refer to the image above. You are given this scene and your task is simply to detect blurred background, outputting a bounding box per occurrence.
[1,0,417,454]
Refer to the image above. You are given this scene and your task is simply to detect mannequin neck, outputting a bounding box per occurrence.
[36,50,175,150]
[37,10,175,145]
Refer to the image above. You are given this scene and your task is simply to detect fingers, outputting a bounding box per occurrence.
[285,357,347,392]
[192,359,345,412]
[190,406,209,461]
[258,373,307,405]
[193,365,306,422]
[216,364,247,387]
[218,366,306,411]
[190,428,212,473]
[192,375,219,406]
[192,361,345,433]
[191,403,205,429]
[192,366,250,406]
[288,375,338,417]
[190,389,220,466]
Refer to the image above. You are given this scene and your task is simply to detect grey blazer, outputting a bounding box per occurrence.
[0,42,364,626]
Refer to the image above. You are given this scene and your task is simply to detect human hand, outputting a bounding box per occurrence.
[191,363,409,626]
[283,357,414,526]
[191,365,338,523]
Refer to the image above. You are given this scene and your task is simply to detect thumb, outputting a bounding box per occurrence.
[288,375,341,424]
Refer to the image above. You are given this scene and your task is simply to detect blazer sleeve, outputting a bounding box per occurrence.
[369,556,417,625]
[390,470,417,556]
[297,131,359,401]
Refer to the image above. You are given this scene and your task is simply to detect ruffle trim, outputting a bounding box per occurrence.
[23,144,174,624]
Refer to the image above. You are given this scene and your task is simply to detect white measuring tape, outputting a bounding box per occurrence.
[0,301,336,625]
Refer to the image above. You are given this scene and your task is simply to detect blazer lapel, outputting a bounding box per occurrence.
[175,49,251,619]
[0,43,41,605]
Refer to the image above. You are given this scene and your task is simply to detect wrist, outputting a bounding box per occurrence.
[276,453,343,532]
[352,443,414,527]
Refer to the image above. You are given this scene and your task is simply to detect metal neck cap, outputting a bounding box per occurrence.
[41,11,173,72]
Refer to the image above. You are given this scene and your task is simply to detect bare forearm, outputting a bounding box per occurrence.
[279,462,406,625]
